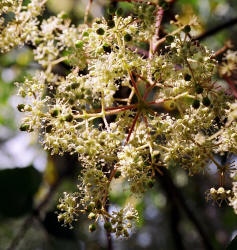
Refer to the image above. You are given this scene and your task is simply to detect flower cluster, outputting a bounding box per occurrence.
[7,0,237,237]
[0,0,46,53]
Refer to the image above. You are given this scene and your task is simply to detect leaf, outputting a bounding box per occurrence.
[0,166,42,217]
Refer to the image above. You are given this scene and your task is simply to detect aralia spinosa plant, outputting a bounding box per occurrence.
[1,0,237,238]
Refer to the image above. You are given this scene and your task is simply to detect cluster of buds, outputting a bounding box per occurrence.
[206,187,233,206]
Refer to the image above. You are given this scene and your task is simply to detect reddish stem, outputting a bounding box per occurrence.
[155,7,164,42]
[150,6,164,57]
[147,100,166,105]
[128,71,143,100]
[105,104,137,111]
[125,111,141,144]
[143,82,157,101]
[113,0,156,6]
[224,76,237,99]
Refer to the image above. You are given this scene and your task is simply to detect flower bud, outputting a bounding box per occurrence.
[124,33,132,42]
[202,97,211,107]
[96,28,105,35]
[89,223,96,232]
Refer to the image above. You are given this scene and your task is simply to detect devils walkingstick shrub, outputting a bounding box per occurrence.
[1,0,237,238]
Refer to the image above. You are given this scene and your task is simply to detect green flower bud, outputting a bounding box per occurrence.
[51,109,60,117]
[69,98,75,105]
[83,31,89,37]
[203,97,211,107]
[103,44,112,53]
[183,25,191,34]
[88,212,96,220]
[114,170,121,179]
[59,12,69,19]
[17,104,25,112]
[195,85,203,94]
[184,74,191,81]
[89,223,96,232]
[123,229,129,237]
[104,222,112,232]
[45,125,53,133]
[192,99,200,109]
[96,201,102,210]
[107,20,115,29]
[65,114,73,122]
[124,33,132,42]
[75,40,83,49]
[96,28,105,35]
[71,82,79,89]
[95,19,102,24]
[166,35,174,43]
[86,204,93,212]
[20,124,30,131]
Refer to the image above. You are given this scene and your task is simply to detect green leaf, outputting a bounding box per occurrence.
[0,166,42,217]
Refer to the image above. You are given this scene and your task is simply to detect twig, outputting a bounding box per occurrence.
[113,0,156,6]
[194,17,237,41]
[84,0,93,24]
[169,201,185,250]
[224,76,237,99]
[157,168,214,250]
[210,41,233,59]
[149,6,164,58]
[105,202,113,250]
[125,110,141,144]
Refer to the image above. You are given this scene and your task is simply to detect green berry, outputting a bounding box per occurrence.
[183,25,191,33]
[96,28,105,35]
[86,204,93,212]
[75,40,83,49]
[51,109,60,117]
[192,99,200,109]
[203,97,211,107]
[65,114,73,122]
[114,170,121,178]
[96,201,102,209]
[88,212,96,220]
[71,82,79,89]
[95,19,102,24]
[45,125,53,133]
[83,31,89,37]
[103,44,111,53]
[195,85,203,94]
[184,74,191,81]
[17,104,25,112]
[104,222,112,232]
[115,8,123,16]
[124,33,132,42]
[89,223,96,232]
[166,35,174,43]
[20,124,30,131]
[107,20,115,29]
[59,12,68,19]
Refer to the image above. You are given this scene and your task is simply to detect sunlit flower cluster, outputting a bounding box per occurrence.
[4,0,237,237]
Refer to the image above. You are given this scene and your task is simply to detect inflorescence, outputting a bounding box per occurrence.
[1,0,237,237]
